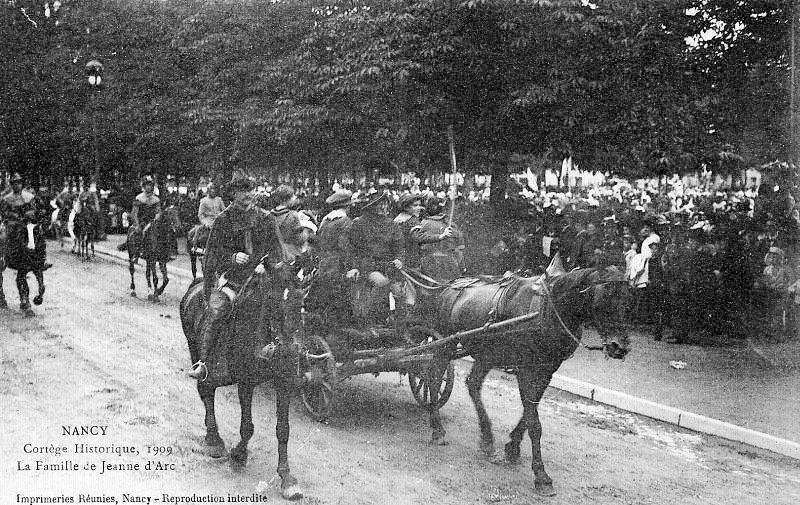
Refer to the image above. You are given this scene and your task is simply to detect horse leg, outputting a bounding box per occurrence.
[516,365,557,496]
[190,252,197,279]
[275,375,303,500]
[0,268,7,309]
[197,382,226,458]
[128,259,137,297]
[16,270,34,316]
[145,261,154,300]
[155,262,169,298]
[504,417,526,464]
[149,262,161,302]
[230,382,255,470]
[427,351,450,446]
[466,357,495,456]
[32,270,45,305]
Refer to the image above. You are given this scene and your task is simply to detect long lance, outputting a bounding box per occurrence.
[446,125,458,227]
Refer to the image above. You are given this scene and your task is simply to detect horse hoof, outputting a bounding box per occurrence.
[480,442,495,458]
[33,295,43,306]
[130,292,137,298]
[147,294,154,301]
[280,484,304,501]
[504,441,521,464]
[489,453,508,466]
[194,440,226,459]
[430,435,448,446]
[535,482,556,497]
[22,308,35,318]
[229,448,248,470]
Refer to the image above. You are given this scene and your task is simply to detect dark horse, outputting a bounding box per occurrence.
[180,276,304,500]
[419,267,630,496]
[126,211,174,301]
[74,197,99,261]
[0,219,48,316]
[186,224,210,279]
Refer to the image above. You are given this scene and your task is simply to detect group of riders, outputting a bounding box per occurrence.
[185,171,468,381]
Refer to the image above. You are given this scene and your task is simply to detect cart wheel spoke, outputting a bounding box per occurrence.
[300,334,337,421]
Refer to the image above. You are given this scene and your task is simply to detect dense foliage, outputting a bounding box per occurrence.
[0,0,793,196]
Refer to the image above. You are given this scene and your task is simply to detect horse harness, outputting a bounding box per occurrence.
[445,275,525,325]
[445,272,610,355]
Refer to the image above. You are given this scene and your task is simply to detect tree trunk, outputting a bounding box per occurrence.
[489,157,509,205]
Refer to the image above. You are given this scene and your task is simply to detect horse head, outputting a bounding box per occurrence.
[584,266,630,360]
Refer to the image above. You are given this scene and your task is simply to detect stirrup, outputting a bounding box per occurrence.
[188,361,208,382]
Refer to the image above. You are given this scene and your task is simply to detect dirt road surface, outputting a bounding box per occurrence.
[2,249,799,504]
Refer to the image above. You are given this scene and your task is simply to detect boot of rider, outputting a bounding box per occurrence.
[188,317,215,380]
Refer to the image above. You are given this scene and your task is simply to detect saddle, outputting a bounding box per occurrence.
[441,274,548,326]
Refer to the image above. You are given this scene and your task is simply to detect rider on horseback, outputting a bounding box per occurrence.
[131,175,161,237]
[198,182,225,228]
[188,172,286,381]
[0,172,48,316]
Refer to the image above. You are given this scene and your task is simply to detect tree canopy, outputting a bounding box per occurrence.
[0,0,792,195]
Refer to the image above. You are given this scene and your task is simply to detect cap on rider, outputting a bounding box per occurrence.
[325,189,353,208]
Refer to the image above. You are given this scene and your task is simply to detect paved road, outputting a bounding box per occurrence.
[1,246,799,504]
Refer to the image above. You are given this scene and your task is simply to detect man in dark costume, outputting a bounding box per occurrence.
[130,175,161,235]
[343,192,409,327]
[413,196,465,283]
[188,173,285,380]
[305,189,354,328]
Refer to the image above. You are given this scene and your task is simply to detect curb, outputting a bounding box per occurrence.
[548,374,800,460]
[88,242,800,461]
[92,243,195,281]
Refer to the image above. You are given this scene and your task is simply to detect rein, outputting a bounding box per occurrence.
[398,267,445,291]
[541,274,607,353]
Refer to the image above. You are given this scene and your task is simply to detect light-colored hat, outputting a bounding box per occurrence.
[325,189,353,206]
[768,246,785,257]
[397,192,423,209]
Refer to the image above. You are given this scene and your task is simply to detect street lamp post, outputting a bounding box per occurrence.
[85,59,103,185]
[85,59,105,238]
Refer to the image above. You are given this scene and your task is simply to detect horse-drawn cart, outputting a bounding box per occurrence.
[298,305,546,421]
[299,322,457,420]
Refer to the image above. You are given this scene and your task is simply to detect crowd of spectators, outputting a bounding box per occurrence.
[10,166,799,344]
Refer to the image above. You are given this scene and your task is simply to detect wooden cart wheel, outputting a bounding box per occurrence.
[300,334,337,421]
[407,326,455,408]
